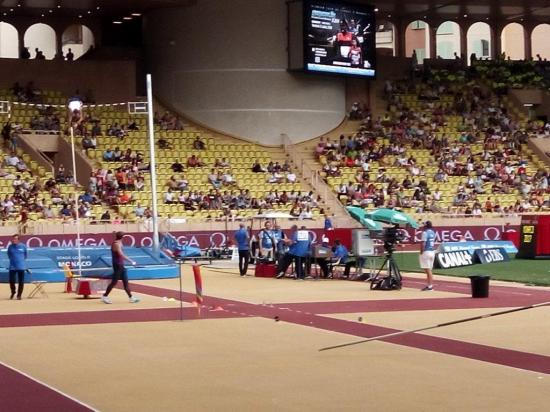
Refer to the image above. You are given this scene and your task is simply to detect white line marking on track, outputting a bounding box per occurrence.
[0,360,99,412]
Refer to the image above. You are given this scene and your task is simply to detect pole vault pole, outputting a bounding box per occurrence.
[69,126,83,276]
[319,300,550,352]
[178,259,184,321]
[146,74,160,253]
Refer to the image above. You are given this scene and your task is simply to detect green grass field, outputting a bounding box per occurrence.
[386,253,550,286]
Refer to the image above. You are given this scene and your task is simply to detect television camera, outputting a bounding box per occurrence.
[367,225,405,290]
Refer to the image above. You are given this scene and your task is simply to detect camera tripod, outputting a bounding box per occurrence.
[369,249,402,290]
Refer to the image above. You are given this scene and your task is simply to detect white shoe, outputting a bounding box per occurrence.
[129,296,140,303]
[101,296,112,304]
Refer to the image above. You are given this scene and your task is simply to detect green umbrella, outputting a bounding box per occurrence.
[346,206,384,231]
[364,208,419,229]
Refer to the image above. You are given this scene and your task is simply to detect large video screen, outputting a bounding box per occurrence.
[304,0,376,77]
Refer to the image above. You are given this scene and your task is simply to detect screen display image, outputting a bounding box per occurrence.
[304,0,376,77]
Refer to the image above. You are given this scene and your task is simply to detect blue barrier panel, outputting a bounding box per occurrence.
[0,247,178,283]
[439,241,518,255]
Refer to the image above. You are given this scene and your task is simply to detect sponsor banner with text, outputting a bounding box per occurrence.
[435,250,475,269]
[0,225,519,251]
[474,248,510,264]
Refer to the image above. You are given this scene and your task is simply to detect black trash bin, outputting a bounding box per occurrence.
[469,275,490,298]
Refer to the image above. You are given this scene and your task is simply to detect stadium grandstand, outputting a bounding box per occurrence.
[0,1,549,411]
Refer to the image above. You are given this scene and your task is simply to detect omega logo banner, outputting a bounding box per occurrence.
[0,226,518,252]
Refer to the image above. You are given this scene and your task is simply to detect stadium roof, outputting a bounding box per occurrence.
[0,0,195,17]
[1,0,549,21]
[372,0,550,22]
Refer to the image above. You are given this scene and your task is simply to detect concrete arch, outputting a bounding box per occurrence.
[62,24,95,60]
[405,20,430,61]
[24,23,56,60]
[467,22,492,64]
[376,20,395,56]
[501,22,525,60]
[0,21,19,58]
[531,24,550,60]
[436,20,461,59]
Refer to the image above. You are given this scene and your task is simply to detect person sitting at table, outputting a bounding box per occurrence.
[338,241,366,280]
[306,235,332,279]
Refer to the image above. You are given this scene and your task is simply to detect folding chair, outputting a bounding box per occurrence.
[27,270,48,299]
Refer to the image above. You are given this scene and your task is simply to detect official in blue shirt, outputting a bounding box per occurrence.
[333,241,349,263]
[276,225,312,280]
[324,214,333,230]
[272,224,286,262]
[259,221,276,261]
[419,220,437,291]
[7,234,28,300]
[234,223,250,276]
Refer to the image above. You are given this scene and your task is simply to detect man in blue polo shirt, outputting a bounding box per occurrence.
[419,220,437,291]
[7,234,28,300]
[234,223,250,276]
[272,224,285,264]
[258,221,276,261]
[276,225,312,280]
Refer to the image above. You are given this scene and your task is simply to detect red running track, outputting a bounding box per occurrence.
[0,362,95,412]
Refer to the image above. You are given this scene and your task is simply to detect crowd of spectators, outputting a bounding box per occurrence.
[318,67,550,216]
[161,185,319,218]
[472,56,550,92]
[11,81,43,103]
[158,156,316,218]
[154,111,185,131]
[30,105,61,131]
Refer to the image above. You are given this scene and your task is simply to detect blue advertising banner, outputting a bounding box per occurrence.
[439,241,518,255]
[0,246,178,283]
[474,248,510,264]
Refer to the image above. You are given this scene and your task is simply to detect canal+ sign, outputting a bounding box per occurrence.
[435,250,474,269]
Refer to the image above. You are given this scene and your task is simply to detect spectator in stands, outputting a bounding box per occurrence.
[2,121,11,148]
[171,159,184,173]
[103,148,115,162]
[349,102,363,120]
[187,155,203,167]
[82,135,96,151]
[100,210,111,223]
[79,191,96,205]
[20,47,30,59]
[208,169,221,189]
[118,191,132,205]
[267,171,283,184]
[252,160,266,173]
[215,158,231,168]
[42,205,55,219]
[221,170,236,186]
[193,137,206,150]
[134,203,145,218]
[113,147,122,161]
[56,164,66,183]
[135,176,145,191]
[91,121,101,138]
[35,48,45,59]
[164,189,175,204]
[286,171,297,183]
